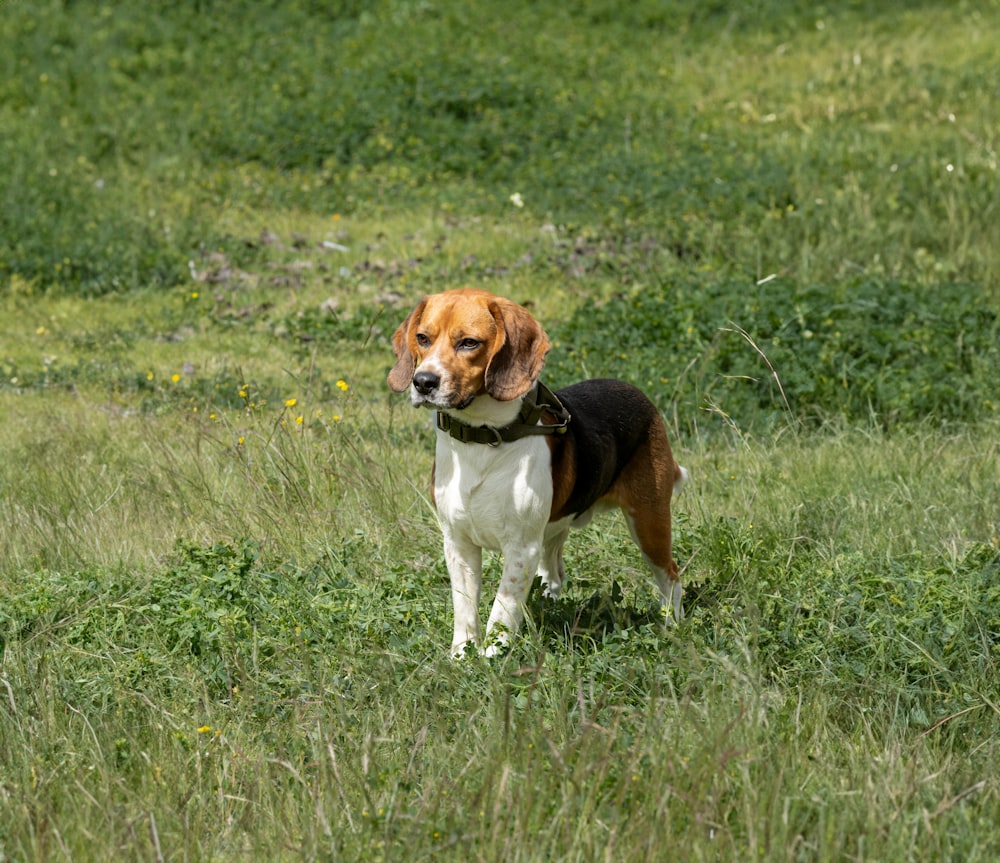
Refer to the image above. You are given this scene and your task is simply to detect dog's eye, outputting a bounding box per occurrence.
[415,333,431,348]
[457,338,481,351]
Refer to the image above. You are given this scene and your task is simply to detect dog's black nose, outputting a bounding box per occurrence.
[412,371,440,395]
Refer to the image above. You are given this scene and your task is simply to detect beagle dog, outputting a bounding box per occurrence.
[388,288,688,657]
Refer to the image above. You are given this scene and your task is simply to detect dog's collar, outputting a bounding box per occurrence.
[436,381,571,446]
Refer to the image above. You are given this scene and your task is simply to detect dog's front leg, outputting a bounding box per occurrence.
[483,539,542,657]
[444,533,483,658]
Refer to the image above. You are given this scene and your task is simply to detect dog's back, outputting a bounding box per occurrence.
[548,379,681,521]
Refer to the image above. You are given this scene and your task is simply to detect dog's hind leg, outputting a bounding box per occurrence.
[538,522,570,599]
[611,425,688,623]
[623,507,683,623]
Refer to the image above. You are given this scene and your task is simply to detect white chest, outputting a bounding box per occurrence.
[434,433,553,550]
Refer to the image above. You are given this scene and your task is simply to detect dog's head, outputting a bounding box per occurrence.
[387,288,551,410]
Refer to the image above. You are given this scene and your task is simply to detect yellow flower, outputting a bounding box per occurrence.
[239,387,248,399]
[237,436,245,446]
[295,415,304,425]
[171,373,180,383]
[285,397,297,407]
[197,725,211,734]
[191,291,199,300]
[36,326,47,336]
[146,371,154,381]
[336,379,349,392]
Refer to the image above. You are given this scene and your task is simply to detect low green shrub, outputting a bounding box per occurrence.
[548,277,1000,431]
[4,529,995,733]
[5,0,998,294]
[685,519,1000,730]
[0,536,445,713]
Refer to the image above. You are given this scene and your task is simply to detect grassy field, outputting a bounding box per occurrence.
[2,1,999,860]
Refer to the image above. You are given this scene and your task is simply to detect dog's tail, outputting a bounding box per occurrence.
[674,465,690,498]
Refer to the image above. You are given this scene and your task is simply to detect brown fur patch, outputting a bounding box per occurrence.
[546,432,578,521]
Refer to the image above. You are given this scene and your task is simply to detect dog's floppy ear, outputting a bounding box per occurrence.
[387,299,426,392]
[484,298,551,401]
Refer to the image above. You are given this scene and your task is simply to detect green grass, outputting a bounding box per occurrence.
[2,0,1000,860]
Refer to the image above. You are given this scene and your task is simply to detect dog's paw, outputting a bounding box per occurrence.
[540,581,562,600]
[661,583,685,626]
[450,640,478,660]
[481,628,512,658]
